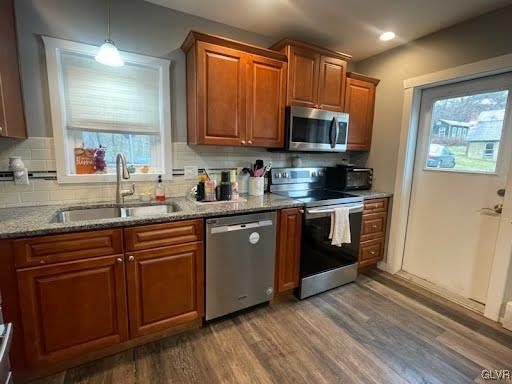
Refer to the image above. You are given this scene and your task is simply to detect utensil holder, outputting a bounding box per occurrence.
[248,177,264,196]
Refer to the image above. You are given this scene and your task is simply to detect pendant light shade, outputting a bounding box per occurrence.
[95,39,124,67]
[96,0,124,67]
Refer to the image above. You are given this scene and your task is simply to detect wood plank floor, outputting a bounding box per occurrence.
[35,270,512,384]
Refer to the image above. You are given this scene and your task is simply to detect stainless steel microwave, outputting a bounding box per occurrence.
[285,106,349,152]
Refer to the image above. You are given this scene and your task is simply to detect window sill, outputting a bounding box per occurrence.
[56,173,172,184]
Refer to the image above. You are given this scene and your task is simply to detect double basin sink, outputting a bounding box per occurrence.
[52,203,181,224]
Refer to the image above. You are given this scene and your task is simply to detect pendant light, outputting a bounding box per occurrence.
[95,0,124,67]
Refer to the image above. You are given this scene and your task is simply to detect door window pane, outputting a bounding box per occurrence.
[426,90,509,173]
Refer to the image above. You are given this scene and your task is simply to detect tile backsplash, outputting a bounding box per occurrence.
[0,137,351,208]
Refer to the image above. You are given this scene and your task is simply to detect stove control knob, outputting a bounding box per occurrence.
[311,171,317,177]
[276,172,282,178]
[283,172,289,178]
[318,171,324,177]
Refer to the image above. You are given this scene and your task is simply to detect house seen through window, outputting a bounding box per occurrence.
[425,90,508,173]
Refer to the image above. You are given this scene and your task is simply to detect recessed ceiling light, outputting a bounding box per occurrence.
[379,31,396,41]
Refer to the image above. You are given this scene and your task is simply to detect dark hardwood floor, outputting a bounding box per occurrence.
[35,270,512,384]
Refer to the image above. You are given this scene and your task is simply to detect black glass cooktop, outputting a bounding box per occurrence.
[274,189,363,205]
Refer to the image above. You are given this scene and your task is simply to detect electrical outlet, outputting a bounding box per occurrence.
[184,166,199,180]
[14,169,29,185]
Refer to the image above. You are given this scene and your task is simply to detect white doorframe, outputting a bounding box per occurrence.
[383,53,512,321]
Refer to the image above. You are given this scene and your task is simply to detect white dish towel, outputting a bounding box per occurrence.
[328,207,351,247]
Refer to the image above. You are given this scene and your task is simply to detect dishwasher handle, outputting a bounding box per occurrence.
[210,219,273,234]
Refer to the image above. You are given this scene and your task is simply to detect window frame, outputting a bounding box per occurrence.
[43,36,172,184]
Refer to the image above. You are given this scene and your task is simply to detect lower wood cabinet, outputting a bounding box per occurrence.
[358,198,389,269]
[16,255,129,367]
[275,207,302,293]
[126,242,204,338]
[3,219,204,372]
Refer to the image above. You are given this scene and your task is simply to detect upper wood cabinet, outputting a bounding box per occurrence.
[345,72,380,151]
[182,31,287,148]
[246,54,286,147]
[275,207,302,293]
[270,39,350,112]
[287,46,319,108]
[0,0,27,139]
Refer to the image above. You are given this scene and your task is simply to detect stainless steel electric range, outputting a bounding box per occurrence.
[270,167,364,299]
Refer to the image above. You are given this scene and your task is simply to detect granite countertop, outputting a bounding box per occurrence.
[0,194,303,239]
[0,190,392,239]
[349,190,393,200]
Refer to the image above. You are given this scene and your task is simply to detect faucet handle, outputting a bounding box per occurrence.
[129,183,135,195]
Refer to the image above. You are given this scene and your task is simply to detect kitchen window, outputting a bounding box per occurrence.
[43,37,172,183]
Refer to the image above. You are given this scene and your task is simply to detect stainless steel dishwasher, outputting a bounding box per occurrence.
[206,211,277,320]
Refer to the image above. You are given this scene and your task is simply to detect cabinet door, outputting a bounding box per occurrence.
[196,42,246,146]
[288,46,320,108]
[317,55,346,112]
[345,77,376,151]
[246,55,286,148]
[126,242,204,338]
[276,208,302,293]
[0,0,26,138]
[17,255,128,367]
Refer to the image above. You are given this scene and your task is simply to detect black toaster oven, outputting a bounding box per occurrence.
[326,165,373,191]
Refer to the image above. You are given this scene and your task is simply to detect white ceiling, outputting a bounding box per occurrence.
[145,0,512,60]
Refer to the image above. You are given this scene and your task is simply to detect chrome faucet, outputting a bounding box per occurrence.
[115,153,135,204]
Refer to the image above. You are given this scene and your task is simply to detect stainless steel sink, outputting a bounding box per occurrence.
[54,207,122,223]
[122,204,179,217]
[52,203,180,223]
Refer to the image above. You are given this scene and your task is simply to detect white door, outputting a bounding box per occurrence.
[403,73,512,304]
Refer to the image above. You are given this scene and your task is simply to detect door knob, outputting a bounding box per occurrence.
[116,257,123,264]
[241,140,246,145]
[128,255,135,262]
[480,204,503,215]
[248,140,253,145]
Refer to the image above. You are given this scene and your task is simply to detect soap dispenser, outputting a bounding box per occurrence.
[155,175,166,202]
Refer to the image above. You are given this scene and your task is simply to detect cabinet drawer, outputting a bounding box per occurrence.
[13,230,123,268]
[363,198,388,214]
[361,212,386,241]
[124,220,204,251]
[359,237,385,266]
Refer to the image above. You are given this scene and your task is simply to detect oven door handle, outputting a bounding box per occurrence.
[306,204,364,215]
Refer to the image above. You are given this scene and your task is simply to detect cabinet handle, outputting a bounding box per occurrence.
[370,251,376,255]
[128,255,135,262]
[116,257,123,264]
[372,224,378,229]
[248,140,253,145]
[241,140,246,145]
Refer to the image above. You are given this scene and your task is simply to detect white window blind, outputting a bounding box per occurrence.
[61,51,160,135]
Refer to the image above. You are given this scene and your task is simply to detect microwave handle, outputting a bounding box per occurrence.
[330,116,339,149]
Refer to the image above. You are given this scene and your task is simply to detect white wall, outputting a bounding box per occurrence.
[355,5,512,192]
